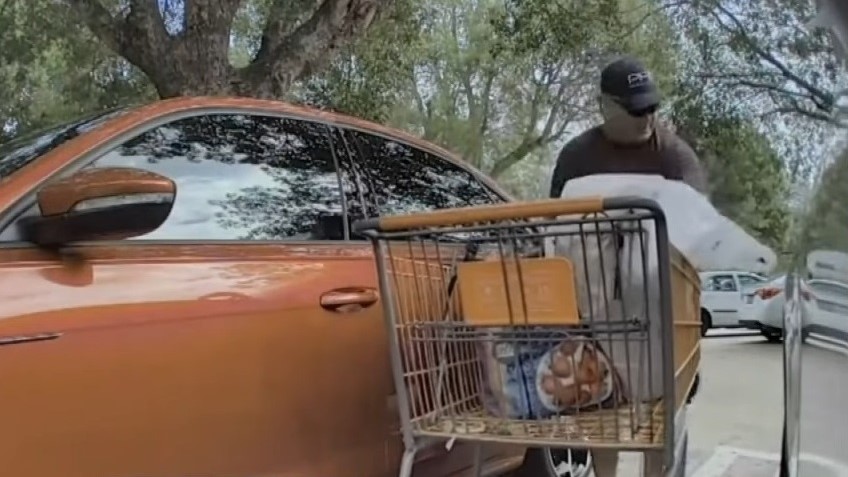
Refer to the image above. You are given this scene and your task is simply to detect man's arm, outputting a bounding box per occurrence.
[671,135,709,195]
[549,141,582,198]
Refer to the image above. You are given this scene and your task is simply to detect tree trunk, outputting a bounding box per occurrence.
[68,0,390,99]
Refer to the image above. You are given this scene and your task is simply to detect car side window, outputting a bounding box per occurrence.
[737,274,766,289]
[705,275,738,292]
[342,129,503,218]
[85,114,346,241]
[808,281,848,300]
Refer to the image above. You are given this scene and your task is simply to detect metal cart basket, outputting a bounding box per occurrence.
[353,196,701,477]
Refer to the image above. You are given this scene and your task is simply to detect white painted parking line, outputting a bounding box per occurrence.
[690,446,848,477]
[690,447,749,477]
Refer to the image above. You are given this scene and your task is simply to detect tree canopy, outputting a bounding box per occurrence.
[1,0,845,255]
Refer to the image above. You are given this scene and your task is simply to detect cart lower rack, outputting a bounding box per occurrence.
[353,196,701,477]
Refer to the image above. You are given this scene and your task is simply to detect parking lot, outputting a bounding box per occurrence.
[686,332,848,476]
[610,331,848,476]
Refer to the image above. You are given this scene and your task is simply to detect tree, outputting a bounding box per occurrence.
[671,0,845,127]
[0,1,154,139]
[298,0,685,196]
[795,147,848,255]
[294,0,423,123]
[65,0,393,98]
[671,84,791,251]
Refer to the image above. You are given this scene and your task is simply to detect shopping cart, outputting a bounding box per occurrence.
[352,197,701,477]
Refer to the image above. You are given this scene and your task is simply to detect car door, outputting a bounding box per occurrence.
[701,273,742,326]
[0,112,393,477]
[338,126,509,473]
[805,280,848,342]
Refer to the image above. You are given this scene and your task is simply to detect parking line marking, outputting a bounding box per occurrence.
[691,446,848,477]
[690,447,740,477]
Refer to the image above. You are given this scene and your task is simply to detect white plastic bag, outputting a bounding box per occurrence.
[546,205,664,402]
[542,174,778,403]
[557,174,777,273]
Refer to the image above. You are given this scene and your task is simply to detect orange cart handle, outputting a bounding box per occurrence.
[353,196,608,233]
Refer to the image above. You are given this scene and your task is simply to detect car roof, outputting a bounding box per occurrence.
[0,96,513,209]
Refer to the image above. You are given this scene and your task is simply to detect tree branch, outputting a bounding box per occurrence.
[68,0,174,93]
[611,0,691,41]
[706,1,836,112]
[66,0,125,54]
[241,0,390,98]
[489,136,546,178]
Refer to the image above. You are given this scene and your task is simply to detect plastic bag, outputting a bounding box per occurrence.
[557,174,777,274]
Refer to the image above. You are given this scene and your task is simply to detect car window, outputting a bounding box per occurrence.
[703,274,738,292]
[738,273,767,289]
[343,128,503,218]
[0,108,128,179]
[81,113,346,241]
[807,281,848,300]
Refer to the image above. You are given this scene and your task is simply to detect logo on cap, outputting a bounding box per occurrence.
[627,71,651,88]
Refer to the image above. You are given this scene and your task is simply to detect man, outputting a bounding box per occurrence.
[549,56,707,199]
[548,56,706,477]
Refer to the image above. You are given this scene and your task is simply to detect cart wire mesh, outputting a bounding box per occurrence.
[354,197,679,469]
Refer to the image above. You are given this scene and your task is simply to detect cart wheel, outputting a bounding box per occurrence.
[516,448,593,477]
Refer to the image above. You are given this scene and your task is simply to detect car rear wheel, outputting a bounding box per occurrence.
[516,448,593,477]
[762,329,782,343]
[700,309,712,337]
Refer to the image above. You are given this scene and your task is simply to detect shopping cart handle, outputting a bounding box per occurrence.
[352,197,606,233]
[352,196,668,233]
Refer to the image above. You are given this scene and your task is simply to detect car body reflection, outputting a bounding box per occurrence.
[782,257,848,477]
[782,3,848,475]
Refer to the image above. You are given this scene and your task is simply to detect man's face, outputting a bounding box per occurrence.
[598,94,657,144]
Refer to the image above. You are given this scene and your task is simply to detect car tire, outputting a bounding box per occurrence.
[762,329,782,343]
[700,309,712,337]
[516,448,593,477]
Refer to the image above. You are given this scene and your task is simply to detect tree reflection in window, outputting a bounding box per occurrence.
[345,129,502,218]
[92,114,344,241]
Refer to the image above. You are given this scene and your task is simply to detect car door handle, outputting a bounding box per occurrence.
[320,288,379,312]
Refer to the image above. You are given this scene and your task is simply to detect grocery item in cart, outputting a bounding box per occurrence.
[455,257,627,419]
[476,330,626,419]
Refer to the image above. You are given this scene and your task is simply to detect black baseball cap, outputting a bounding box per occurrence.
[600,56,661,113]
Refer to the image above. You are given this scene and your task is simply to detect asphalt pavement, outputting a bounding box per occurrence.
[612,330,848,476]
[686,331,848,477]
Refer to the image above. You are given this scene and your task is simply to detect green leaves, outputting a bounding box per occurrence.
[671,85,792,251]
[0,1,154,139]
[796,149,848,255]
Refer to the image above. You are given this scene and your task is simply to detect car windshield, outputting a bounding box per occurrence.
[0,108,129,179]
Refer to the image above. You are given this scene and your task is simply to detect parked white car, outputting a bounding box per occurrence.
[746,250,848,344]
[698,270,771,336]
[753,277,848,344]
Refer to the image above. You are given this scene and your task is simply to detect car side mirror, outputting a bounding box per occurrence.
[19,167,176,248]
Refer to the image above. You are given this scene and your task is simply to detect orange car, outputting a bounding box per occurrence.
[0,97,585,477]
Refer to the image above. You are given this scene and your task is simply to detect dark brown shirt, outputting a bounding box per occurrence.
[548,124,708,198]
